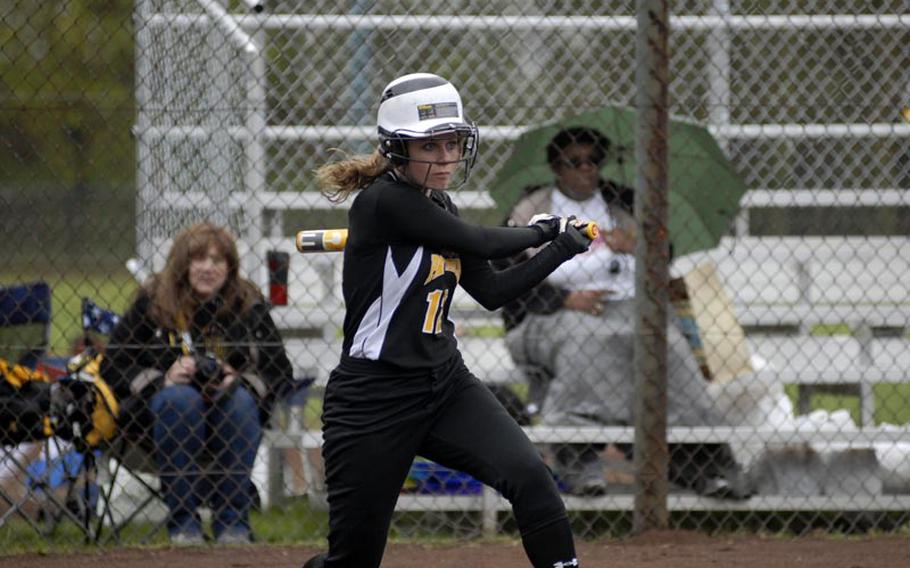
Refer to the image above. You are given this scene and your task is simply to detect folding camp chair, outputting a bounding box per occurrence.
[96,430,170,544]
[0,282,102,540]
[72,298,170,544]
[0,281,51,367]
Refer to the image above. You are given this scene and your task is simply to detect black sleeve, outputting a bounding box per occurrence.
[490,233,570,330]
[374,182,549,259]
[459,233,581,311]
[98,295,161,402]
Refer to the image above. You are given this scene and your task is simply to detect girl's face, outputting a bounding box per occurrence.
[188,244,229,300]
[402,132,462,190]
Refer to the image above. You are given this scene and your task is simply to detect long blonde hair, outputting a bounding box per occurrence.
[145,222,261,329]
[315,149,393,203]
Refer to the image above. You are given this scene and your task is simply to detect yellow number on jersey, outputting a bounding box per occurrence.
[422,289,449,334]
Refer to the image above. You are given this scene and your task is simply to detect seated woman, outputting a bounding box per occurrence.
[501,127,750,499]
[100,222,293,544]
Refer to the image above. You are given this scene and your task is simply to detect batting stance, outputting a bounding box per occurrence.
[303,73,592,568]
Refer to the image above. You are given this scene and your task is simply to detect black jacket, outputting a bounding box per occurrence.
[99,291,294,431]
[336,172,585,370]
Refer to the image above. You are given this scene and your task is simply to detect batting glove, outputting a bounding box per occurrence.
[529,213,574,241]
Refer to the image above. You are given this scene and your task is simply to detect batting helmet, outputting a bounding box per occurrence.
[377,73,478,180]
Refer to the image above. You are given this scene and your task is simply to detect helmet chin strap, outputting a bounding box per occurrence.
[397,157,470,192]
[395,164,434,193]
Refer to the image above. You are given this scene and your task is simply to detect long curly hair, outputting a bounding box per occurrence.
[315,148,393,203]
[145,222,261,329]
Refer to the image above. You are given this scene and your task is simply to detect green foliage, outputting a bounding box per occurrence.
[1,1,137,269]
[0,1,135,185]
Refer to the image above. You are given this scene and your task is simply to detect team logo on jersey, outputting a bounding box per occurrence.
[424,253,461,284]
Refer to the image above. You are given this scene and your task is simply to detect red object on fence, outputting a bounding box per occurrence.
[267,250,290,306]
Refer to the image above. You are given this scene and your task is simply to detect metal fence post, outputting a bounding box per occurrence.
[633,0,671,533]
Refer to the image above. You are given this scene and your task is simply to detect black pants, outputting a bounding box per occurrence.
[321,355,575,568]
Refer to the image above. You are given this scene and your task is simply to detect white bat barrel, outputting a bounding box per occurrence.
[295,229,348,253]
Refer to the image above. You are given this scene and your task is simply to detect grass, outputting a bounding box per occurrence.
[782,378,910,426]
[810,323,853,336]
[0,498,330,553]
[251,498,328,543]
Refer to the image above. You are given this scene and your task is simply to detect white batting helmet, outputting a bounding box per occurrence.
[377,73,478,177]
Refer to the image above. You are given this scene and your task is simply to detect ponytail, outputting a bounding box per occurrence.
[316,149,393,203]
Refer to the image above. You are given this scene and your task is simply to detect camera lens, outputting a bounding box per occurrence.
[195,353,223,385]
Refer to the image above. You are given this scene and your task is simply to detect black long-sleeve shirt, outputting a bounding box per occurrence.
[338,172,583,370]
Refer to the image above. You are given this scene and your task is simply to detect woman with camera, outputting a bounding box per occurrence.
[100,222,293,545]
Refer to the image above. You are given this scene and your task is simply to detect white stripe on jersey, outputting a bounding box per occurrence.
[348,246,423,359]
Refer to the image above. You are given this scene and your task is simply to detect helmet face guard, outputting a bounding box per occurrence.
[377,73,479,188]
[378,124,479,188]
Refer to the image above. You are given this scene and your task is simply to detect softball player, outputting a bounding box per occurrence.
[303,73,591,568]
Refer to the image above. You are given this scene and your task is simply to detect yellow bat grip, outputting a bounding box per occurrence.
[295,229,348,253]
[576,221,599,240]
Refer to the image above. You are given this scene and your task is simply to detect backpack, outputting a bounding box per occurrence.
[0,355,119,448]
[0,359,54,444]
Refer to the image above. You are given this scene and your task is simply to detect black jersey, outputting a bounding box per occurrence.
[338,172,583,370]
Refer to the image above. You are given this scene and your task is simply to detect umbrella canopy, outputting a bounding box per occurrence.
[488,105,747,257]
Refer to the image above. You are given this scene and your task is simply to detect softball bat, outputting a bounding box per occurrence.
[573,220,599,240]
[295,221,597,253]
[296,228,348,253]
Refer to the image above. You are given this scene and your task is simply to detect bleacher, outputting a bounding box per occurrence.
[257,190,910,527]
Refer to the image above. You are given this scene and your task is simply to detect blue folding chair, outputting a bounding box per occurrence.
[0,281,51,368]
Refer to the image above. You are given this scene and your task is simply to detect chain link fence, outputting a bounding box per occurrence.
[2,0,909,548]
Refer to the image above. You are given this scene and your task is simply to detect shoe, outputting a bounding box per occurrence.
[566,469,607,496]
[696,475,752,500]
[216,530,252,545]
[561,453,607,496]
[170,532,205,546]
[302,553,327,568]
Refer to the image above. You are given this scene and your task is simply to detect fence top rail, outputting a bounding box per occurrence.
[146,13,910,32]
[147,189,910,214]
[136,123,910,142]
[741,189,910,208]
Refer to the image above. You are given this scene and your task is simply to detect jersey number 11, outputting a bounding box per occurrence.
[422,289,450,334]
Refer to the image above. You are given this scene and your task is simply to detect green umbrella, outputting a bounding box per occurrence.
[488,105,747,257]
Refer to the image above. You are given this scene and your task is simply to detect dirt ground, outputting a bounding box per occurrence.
[3,531,909,568]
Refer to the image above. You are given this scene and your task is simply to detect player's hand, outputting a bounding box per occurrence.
[528,213,573,241]
[553,221,594,254]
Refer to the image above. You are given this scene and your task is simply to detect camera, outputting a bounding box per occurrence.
[193,351,224,397]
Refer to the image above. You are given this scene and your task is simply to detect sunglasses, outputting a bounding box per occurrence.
[559,156,604,169]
